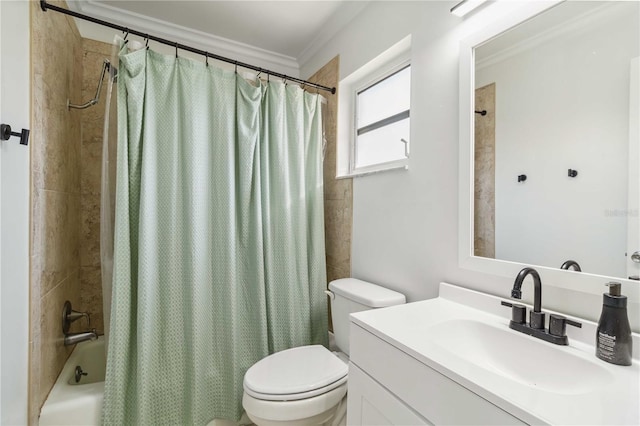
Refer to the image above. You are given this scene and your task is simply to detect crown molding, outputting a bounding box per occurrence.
[67,0,300,76]
[476,2,623,71]
[297,1,370,74]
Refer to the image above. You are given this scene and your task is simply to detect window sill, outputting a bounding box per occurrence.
[336,162,408,179]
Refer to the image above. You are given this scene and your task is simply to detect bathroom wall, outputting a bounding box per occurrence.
[30,0,83,423]
[1,1,30,424]
[301,1,637,328]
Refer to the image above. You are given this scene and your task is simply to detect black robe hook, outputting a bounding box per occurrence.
[0,124,29,146]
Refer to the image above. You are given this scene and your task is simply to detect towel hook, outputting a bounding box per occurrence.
[0,124,29,146]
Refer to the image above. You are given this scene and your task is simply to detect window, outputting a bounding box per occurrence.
[337,36,411,178]
[355,64,410,170]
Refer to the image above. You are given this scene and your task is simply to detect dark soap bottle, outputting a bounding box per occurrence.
[596,282,632,366]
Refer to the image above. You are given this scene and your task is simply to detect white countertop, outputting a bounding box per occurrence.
[350,282,640,425]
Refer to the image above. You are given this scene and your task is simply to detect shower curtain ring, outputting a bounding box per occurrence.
[175,42,178,58]
[145,35,149,49]
[234,61,238,74]
[123,28,129,41]
[205,53,209,67]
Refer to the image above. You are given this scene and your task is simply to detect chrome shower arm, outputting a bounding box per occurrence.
[67,59,110,110]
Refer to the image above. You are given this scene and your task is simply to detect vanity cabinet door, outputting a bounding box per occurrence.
[347,363,430,426]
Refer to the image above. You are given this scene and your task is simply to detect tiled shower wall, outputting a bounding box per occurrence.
[79,39,115,336]
[29,1,83,423]
[307,56,353,285]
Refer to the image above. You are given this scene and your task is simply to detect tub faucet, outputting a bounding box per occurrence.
[560,260,582,271]
[64,329,98,346]
[501,267,581,345]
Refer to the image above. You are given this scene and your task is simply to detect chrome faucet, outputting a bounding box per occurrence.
[64,330,98,346]
[501,267,582,345]
[560,260,582,271]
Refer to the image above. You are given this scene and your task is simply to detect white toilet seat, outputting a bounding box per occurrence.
[245,375,347,401]
[243,345,348,401]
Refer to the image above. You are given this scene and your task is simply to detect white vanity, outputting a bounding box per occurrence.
[347,283,640,425]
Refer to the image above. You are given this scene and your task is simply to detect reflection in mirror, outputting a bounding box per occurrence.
[473,1,639,281]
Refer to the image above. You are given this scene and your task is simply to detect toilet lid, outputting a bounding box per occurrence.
[243,345,348,400]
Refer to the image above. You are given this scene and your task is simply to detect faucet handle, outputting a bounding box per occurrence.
[62,301,91,334]
[530,311,546,329]
[549,314,582,337]
[500,301,526,324]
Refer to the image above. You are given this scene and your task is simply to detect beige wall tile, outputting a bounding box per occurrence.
[80,266,104,334]
[80,192,101,267]
[30,1,84,422]
[37,271,81,410]
[79,39,114,338]
[306,56,352,286]
[474,83,495,258]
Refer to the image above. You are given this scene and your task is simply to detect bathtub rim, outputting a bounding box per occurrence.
[39,336,106,419]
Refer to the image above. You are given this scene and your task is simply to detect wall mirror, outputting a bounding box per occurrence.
[459,1,639,294]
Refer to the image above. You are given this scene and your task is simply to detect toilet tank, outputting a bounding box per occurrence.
[328,278,406,356]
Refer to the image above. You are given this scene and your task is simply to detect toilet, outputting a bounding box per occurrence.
[242,278,406,426]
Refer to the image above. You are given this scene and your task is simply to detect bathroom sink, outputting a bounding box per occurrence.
[426,319,614,394]
[350,284,639,425]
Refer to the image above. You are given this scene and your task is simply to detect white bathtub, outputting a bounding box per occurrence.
[39,337,106,426]
[38,337,250,426]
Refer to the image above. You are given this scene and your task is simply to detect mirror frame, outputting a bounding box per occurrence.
[457,1,639,302]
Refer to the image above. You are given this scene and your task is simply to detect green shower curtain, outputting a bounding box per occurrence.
[102,47,328,425]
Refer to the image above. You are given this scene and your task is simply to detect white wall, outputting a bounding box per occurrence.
[0,1,31,424]
[476,3,637,279]
[301,1,637,327]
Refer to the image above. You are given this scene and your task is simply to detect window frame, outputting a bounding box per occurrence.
[336,36,412,179]
[351,61,411,174]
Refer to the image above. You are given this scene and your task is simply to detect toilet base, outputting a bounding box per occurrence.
[246,397,346,426]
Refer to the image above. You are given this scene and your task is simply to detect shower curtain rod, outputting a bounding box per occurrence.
[39,0,336,94]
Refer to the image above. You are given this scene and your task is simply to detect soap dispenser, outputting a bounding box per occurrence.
[596,282,632,366]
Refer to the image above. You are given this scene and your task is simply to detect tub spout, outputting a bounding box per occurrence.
[64,329,98,346]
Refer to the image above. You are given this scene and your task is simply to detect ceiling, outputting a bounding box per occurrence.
[71,1,367,61]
